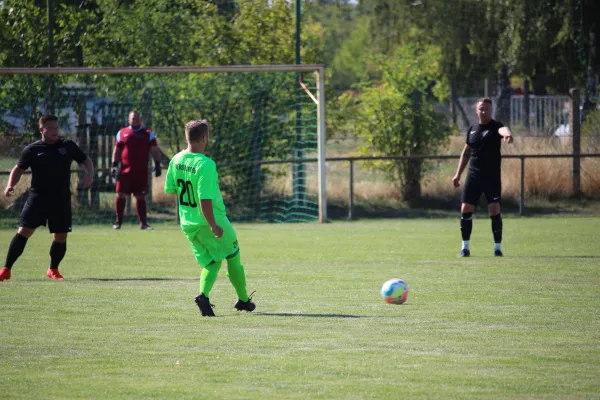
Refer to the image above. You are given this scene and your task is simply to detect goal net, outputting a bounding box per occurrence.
[0,65,327,228]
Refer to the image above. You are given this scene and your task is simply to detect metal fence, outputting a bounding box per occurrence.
[332,153,600,218]
[1,153,599,222]
[457,96,570,135]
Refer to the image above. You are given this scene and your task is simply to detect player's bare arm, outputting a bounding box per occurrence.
[200,199,223,238]
[452,144,471,188]
[82,158,95,189]
[150,145,161,164]
[499,127,514,144]
[111,146,122,178]
[3,166,27,197]
[150,145,162,177]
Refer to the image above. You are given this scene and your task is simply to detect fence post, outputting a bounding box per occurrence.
[570,88,581,196]
[348,159,354,220]
[524,80,530,133]
[520,156,525,216]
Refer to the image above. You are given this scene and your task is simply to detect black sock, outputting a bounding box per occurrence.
[5,234,29,269]
[491,214,502,244]
[460,213,473,241]
[49,241,67,269]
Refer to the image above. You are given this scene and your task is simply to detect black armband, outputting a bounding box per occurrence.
[112,161,119,168]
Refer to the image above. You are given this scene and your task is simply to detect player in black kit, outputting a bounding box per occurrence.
[452,98,513,257]
[0,115,94,281]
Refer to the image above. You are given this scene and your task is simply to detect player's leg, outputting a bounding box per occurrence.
[226,251,247,301]
[46,233,67,280]
[484,179,503,256]
[130,173,151,230]
[484,176,503,257]
[114,193,127,229]
[1,227,36,281]
[219,220,255,312]
[185,229,220,316]
[227,252,256,312]
[134,193,151,230]
[46,201,71,279]
[459,176,481,257]
[199,261,221,297]
[1,197,44,281]
[114,174,129,229]
[459,203,475,257]
[194,261,220,317]
[488,204,502,256]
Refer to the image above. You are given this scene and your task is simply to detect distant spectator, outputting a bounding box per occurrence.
[111,111,162,230]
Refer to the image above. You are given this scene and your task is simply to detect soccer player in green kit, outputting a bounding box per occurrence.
[164,120,255,317]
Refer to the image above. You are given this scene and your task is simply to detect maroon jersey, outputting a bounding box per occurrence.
[115,126,157,174]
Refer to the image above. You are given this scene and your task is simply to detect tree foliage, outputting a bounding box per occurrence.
[1,0,599,204]
[339,44,449,200]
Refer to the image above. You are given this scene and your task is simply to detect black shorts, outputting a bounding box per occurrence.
[461,174,502,205]
[19,195,72,233]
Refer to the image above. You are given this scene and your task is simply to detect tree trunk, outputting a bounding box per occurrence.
[450,79,457,126]
[495,63,511,125]
[532,63,548,131]
[582,32,597,123]
[403,90,423,201]
[451,78,470,129]
[403,159,422,201]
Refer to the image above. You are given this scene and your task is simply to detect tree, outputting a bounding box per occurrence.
[340,44,449,201]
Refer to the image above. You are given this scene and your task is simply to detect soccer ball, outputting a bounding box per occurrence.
[380,278,409,304]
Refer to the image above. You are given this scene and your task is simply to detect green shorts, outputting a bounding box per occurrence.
[183,216,239,267]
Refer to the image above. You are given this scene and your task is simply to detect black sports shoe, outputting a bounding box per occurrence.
[494,249,503,257]
[459,249,471,257]
[194,294,215,317]
[113,222,121,230]
[234,291,256,312]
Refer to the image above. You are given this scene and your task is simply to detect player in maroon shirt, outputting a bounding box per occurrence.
[111,111,162,230]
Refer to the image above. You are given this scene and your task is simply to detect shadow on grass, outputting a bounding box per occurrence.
[525,256,600,259]
[254,312,364,318]
[81,277,197,281]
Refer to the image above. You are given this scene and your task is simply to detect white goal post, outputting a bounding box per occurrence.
[0,64,328,223]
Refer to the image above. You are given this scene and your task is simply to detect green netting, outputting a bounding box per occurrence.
[0,71,320,228]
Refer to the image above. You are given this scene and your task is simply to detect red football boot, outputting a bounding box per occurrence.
[0,267,11,281]
[46,268,64,280]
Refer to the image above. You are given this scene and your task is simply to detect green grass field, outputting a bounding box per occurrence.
[1,218,599,399]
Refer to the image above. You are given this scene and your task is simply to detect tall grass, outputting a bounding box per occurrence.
[319,136,600,205]
[3,136,599,214]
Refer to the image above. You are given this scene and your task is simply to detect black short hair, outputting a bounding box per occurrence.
[39,114,58,126]
[477,97,492,105]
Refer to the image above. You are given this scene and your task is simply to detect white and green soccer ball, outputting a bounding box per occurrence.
[380,278,409,304]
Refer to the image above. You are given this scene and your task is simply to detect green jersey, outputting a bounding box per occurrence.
[164,150,226,230]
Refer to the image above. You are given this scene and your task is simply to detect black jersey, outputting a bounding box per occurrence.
[17,138,87,198]
[465,119,504,177]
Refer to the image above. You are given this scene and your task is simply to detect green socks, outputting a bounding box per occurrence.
[226,253,248,301]
[198,253,249,301]
[199,261,221,297]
